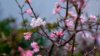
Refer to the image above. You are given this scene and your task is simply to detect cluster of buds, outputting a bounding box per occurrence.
[68,12,77,20]
[30,18,46,28]
[18,47,34,56]
[31,42,40,53]
[24,32,32,40]
[89,14,96,22]
[53,2,62,15]
[51,31,64,38]
[65,19,74,30]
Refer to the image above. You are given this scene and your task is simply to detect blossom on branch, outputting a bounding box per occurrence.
[53,2,62,15]
[18,47,34,56]
[26,9,32,16]
[24,32,32,40]
[30,18,46,28]
[89,14,96,22]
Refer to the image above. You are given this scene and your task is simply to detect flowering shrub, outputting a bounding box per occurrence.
[1,0,100,56]
[14,0,100,56]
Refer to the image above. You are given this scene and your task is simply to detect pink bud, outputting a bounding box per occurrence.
[18,47,23,52]
[26,9,32,16]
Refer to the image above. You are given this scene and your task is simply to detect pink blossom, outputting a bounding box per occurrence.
[37,55,42,56]
[65,19,74,29]
[89,14,96,22]
[30,18,46,28]
[53,2,62,15]
[85,4,90,8]
[26,9,32,15]
[90,35,95,40]
[82,33,95,40]
[33,48,39,52]
[51,34,57,38]
[77,31,83,34]
[24,32,32,40]
[82,33,90,40]
[60,0,66,3]
[72,14,77,20]
[18,47,34,56]
[68,12,73,17]
[18,47,23,52]
[79,0,85,9]
[29,0,32,4]
[74,47,76,51]
[80,16,86,23]
[57,31,64,36]
[31,42,38,48]
[20,50,34,56]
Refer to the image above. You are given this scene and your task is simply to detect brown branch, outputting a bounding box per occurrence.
[15,0,27,31]
[48,44,54,56]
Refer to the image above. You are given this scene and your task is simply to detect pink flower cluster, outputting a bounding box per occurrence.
[80,16,86,23]
[26,9,32,16]
[64,43,76,51]
[51,31,64,38]
[18,47,34,56]
[60,0,66,3]
[82,33,95,40]
[31,42,40,52]
[89,14,96,22]
[24,32,32,40]
[65,19,74,29]
[68,12,77,20]
[30,18,46,28]
[53,2,62,15]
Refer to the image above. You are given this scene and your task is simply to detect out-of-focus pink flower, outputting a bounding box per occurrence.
[72,14,77,20]
[79,0,85,9]
[76,1,80,5]
[60,0,66,3]
[31,42,38,48]
[18,47,23,52]
[68,12,73,17]
[77,31,83,34]
[82,33,90,40]
[85,4,90,8]
[74,47,76,51]
[20,50,34,56]
[29,0,32,4]
[65,19,74,29]
[33,48,39,52]
[30,18,46,28]
[37,55,42,56]
[57,31,64,36]
[80,16,86,23]
[26,9,32,15]
[82,33,95,40]
[24,0,32,4]
[24,32,32,40]
[51,34,57,38]
[18,47,34,56]
[90,35,95,40]
[53,2,62,15]
[64,43,69,50]
[89,14,96,22]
